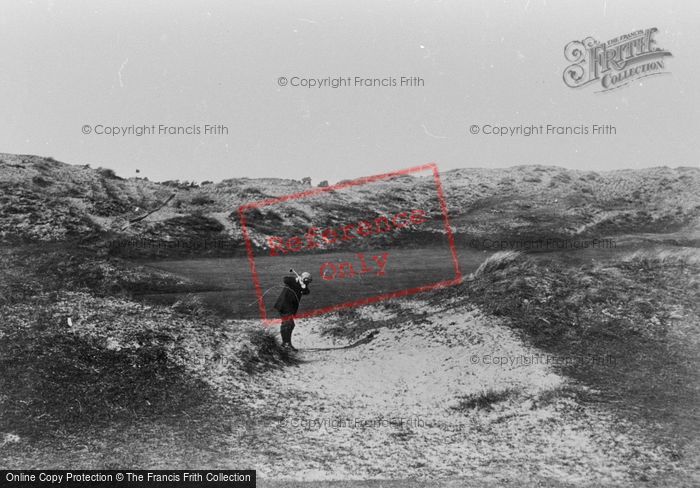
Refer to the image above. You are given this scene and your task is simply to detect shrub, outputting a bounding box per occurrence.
[32,176,52,188]
[190,194,215,206]
[97,167,121,180]
[240,187,265,197]
[453,387,519,411]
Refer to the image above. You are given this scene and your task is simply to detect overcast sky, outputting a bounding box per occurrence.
[1,0,698,183]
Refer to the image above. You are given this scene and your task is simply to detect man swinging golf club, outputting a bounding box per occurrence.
[273,268,312,350]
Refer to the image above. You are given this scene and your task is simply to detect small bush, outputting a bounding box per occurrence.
[32,176,52,188]
[240,187,265,197]
[97,167,121,180]
[190,195,215,206]
[453,387,519,411]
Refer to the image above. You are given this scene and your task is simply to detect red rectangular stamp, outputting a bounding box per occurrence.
[238,163,462,325]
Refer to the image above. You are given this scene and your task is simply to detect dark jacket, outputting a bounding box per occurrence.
[273,276,310,316]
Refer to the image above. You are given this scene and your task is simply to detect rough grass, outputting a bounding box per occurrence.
[455,248,700,346]
[0,323,211,436]
[0,243,292,441]
[452,387,519,411]
[621,247,700,267]
[243,327,294,373]
[473,250,521,277]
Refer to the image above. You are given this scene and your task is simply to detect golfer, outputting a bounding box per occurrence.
[273,271,311,350]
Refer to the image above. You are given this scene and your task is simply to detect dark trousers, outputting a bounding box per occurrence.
[280,318,295,344]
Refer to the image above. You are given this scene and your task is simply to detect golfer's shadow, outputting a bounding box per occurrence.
[295,330,378,354]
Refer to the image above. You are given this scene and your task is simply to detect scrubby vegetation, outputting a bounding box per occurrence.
[190,195,215,206]
[0,244,291,442]
[452,387,520,411]
[461,248,699,347]
[97,167,121,180]
[0,309,211,435]
[2,154,699,259]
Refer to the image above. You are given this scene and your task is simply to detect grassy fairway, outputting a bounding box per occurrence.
[139,246,480,319]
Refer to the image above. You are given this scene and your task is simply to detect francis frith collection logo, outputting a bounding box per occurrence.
[563,27,672,92]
